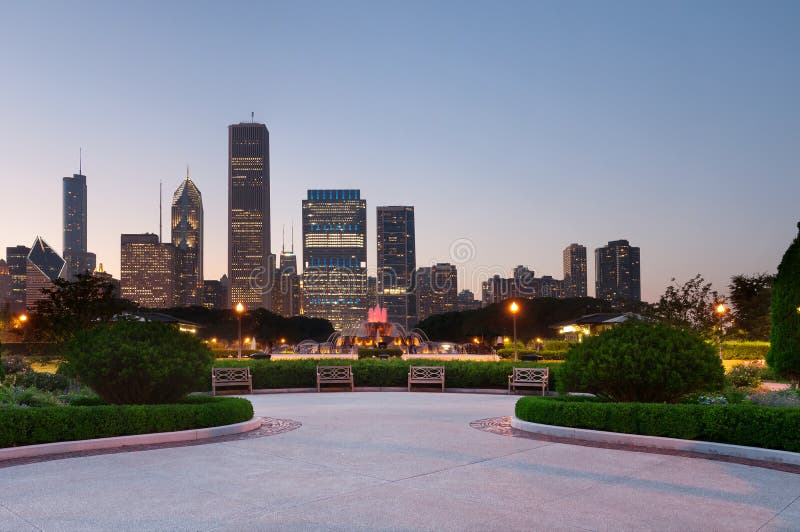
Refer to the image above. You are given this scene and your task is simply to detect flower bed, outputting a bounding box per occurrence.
[515,396,800,452]
[0,396,253,448]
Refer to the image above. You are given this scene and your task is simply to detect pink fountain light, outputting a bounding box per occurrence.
[367,304,388,323]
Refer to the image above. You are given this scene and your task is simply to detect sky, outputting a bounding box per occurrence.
[0,0,798,302]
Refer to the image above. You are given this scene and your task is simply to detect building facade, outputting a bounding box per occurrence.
[415,263,458,321]
[563,243,588,297]
[376,206,416,329]
[273,248,301,317]
[26,237,68,309]
[120,233,180,308]
[595,239,641,303]
[202,279,228,310]
[302,189,367,331]
[0,260,11,312]
[63,173,95,278]
[171,171,203,306]
[457,289,481,311]
[5,246,30,314]
[228,122,273,310]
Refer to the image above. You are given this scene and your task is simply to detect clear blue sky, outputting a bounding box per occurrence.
[1,0,798,302]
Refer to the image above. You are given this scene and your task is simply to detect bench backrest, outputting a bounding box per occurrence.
[511,367,548,383]
[212,367,251,382]
[511,368,550,384]
[409,366,445,380]
[317,365,353,380]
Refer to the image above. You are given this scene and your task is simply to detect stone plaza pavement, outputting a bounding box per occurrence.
[2,392,800,531]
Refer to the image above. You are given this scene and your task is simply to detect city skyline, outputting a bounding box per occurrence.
[1,2,798,302]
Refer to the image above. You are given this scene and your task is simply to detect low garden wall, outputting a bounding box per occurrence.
[515,396,800,452]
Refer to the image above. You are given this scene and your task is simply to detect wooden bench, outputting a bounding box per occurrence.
[508,367,549,395]
[408,365,445,392]
[212,367,252,395]
[316,365,354,392]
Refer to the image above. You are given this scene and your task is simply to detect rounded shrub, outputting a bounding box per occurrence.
[767,222,800,384]
[557,320,725,402]
[64,321,215,404]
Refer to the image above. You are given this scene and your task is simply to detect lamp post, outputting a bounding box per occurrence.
[714,303,727,358]
[509,301,520,361]
[235,302,245,359]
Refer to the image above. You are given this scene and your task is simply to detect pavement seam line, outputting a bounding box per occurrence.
[756,492,800,531]
[0,501,44,532]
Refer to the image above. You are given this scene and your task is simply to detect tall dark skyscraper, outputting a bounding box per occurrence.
[6,245,30,314]
[376,206,416,329]
[302,189,367,331]
[595,239,641,303]
[415,263,458,321]
[228,121,272,310]
[172,169,203,306]
[26,237,67,309]
[563,243,588,298]
[274,229,301,317]
[63,172,95,277]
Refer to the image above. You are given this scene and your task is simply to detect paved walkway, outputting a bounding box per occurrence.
[2,392,800,531]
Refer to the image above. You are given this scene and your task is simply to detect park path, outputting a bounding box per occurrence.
[1,392,800,531]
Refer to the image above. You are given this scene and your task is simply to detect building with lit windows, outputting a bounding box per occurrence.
[203,278,228,310]
[302,189,367,331]
[26,237,68,309]
[172,170,203,306]
[0,260,11,312]
[5,246,29,314]
[595,239,641,303]
[376,206,416,329]
[274,245,301,317]
[563,243,588,298]
[63,172,96,278]
[228,122,273,310]
[415,263,458,321]
[120,233,179,308]
[457,289,481,311]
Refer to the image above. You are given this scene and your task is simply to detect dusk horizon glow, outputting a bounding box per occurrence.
[1,1,798,302]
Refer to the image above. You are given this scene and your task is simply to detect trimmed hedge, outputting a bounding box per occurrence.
[722,341,769,360]
[209,359,561,390]
[0,395,253,448]
[515,396,800,452]
[357,348,404,359]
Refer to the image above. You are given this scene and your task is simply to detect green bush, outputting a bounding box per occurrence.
[722,341,769,360]
[0,384,62,408]
[64,321,215,404]
[14,372,71,393]
[0,396,253,448]
[558,321,725,402]
[726,363,763,389]
[209,359,561,390]
[1,355,31,376]
[357,348,404,359]
[768,222,800,383]
[515,396,800,452]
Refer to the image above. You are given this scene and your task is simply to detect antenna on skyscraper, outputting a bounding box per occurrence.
[251,111,254,123]
[291,222,294,253]
[282,224,286,254]
[79,147,82,175]
[159,180,163,243]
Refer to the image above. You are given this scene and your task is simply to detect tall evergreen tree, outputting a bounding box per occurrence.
[767,222,800,384]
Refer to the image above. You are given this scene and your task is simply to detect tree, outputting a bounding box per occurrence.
[29,273,135,344]
[729,273,775,340]
[767,223,800,384]
[650,274,726,338]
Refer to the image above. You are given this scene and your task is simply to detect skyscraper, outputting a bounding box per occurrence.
[302,189,367,331]
[26,237,68,309]
[228,121,272,310]
[595,239,641,303]
[563,243,588,298]
[120,233,179,308]
[274,228,301,317]
[5,246,29,314]
[171,169,203,306]
[63,172,96,277]
[415,263,458,321]
[0,260,11,312]
[376,206,416,329]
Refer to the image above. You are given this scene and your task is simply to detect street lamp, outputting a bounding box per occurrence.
[235,302,245,359]
[18,313,28,324]
[509,301,520,362]
[714,303,727,358]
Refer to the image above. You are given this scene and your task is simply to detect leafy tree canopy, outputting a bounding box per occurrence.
[650,274,726,339]
[729,273,774,340]
[768,222,800,384]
